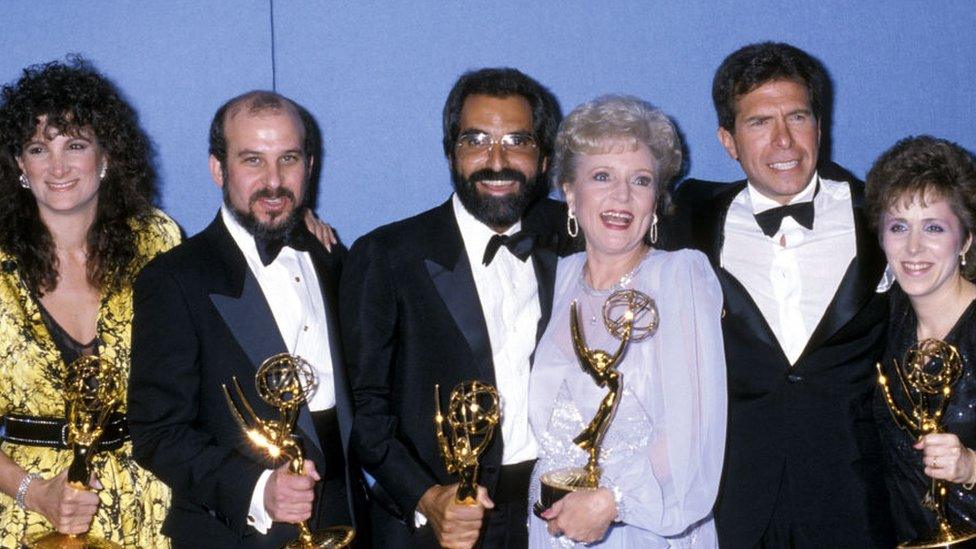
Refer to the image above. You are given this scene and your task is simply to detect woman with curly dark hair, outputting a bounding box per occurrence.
[866,135,976,545]
[0,56,178,546]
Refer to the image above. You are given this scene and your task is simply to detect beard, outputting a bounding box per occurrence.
[451,164,546,230]
[223,183,305,241]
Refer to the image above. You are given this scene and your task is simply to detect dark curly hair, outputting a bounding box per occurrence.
[866,135,976,280]
[442,67,561,165]
[0,56,157,294]
[712,42,830,132]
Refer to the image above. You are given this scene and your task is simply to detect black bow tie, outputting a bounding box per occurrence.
[482,232,535,266]
[754,201,815,237]
[255,226,315,266]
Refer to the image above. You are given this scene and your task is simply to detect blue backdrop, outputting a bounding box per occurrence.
[2,1,973,242]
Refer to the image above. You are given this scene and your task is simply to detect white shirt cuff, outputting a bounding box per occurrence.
[247,469,275,534]
[414,510,428,528]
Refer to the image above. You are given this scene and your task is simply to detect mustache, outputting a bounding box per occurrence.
[249,187,296,205]
[467,168,527,186]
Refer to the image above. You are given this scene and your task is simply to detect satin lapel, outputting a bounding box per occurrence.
[425,256,494,383]
[210,272,287,372]
[308,244,352,454]
[424,205,495,384]
[206,218,322,457]
[800,183,885,357]
[693,182,744,267]
[718,269,787,361]
[531,246,557,347]
[696,182,786,360]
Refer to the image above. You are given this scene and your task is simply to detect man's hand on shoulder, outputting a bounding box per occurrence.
[264,460,320,524]
[417,483,494,549]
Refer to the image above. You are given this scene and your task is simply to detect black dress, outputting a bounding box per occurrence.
[875,285,976,541]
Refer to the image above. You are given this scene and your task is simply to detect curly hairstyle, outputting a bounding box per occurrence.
[712,42,830,132]
[0,56,157,294]
[866,135,976,279]
[552,95,683,217]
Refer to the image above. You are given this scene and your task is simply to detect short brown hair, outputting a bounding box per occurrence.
[208,90,313,170]
[866,135,976,279]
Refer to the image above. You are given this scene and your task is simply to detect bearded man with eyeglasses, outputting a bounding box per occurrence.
[340,68,576,549]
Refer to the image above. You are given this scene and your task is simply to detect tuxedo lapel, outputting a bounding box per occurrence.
[718,270,788,362]
[204,216,323,457]
[518,198,560,347]
[531,245,557,345]
[800,183,885,357]
[308,243,353,453]
[694,182,744,267]
[696,182,785,360]
[210,271,288,370]
[424,202,495,384]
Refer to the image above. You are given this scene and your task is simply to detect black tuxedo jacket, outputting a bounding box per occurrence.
[340,197,571,547]
[128,215,361,548]
[667,165,894,548]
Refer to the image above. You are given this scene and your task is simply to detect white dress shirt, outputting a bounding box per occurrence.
[721,174,856,364]
[221,207,336,533]
[414,195,542,527]
[452,193,540,465]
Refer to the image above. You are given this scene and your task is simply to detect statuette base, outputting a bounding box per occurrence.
[24,532,121,549]
[898,521,976,548]
[533,466,599,518]
[284,525,355,549]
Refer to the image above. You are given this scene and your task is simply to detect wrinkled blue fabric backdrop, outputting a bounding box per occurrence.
[1,1,973,241]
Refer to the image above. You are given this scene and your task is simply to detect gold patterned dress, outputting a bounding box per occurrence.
[0,210,179,548]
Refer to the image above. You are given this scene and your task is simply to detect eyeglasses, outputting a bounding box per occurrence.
[455,131,538,155]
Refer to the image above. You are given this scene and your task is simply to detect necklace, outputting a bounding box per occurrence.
[580,249,650,324]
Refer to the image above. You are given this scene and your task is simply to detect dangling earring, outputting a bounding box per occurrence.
[99,164,107,180]
[18,173,30,189]
[649,214,659,245]
[962,252,967,267]
[566,211,579,238]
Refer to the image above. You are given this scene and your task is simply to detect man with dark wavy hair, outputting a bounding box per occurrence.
[341,67,573,548]
[670,42,895,547]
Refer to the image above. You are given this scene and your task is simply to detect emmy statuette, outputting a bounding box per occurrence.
[434,380,501,504]
[876,338,976,548]
[25,356,123,549]
[534,289,657,517]
[223,353,355,549]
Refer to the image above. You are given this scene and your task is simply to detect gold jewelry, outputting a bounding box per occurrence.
[567,211,579,238]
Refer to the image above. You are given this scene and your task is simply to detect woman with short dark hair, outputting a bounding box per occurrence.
[867,135,976,544]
